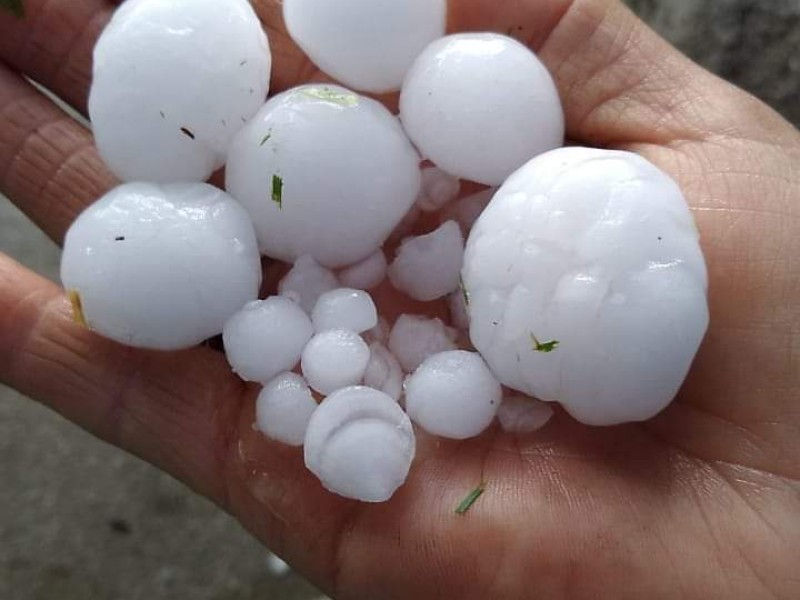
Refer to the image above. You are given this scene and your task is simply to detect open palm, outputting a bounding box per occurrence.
[1,1,799,598]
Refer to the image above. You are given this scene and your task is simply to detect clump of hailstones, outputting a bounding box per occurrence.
[64,0,709,505]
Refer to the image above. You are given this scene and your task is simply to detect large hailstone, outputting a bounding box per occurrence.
[283,0,447,93]
[462,148,710,426]
[227,85,421,268]
[89,0,271,183]
[305,386,415,502]
[400,33,564,186]
[61,183,261,351]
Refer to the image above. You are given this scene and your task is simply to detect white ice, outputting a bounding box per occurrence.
[279,256,339,314]
[223,296,314,383]
[400,33,563,186]
[441,188,496,236]
[312,289,378,334]
[301,330,371,395]
[256,372,318,446]
[463,147,709,425]
[363,343,404,402]
[404,351,502,439]
[61,182,261,351]
[387,315,457,373]
[89,0,271,183]
[226,85,421,268]
[283,0,446,93]
[338,250,388,290]
[304,386,415,502]
[416,167,461,213]
[388,221,465,302]
[497,396,554,434]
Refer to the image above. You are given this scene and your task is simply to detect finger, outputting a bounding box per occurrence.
[0,63,115,244]
[0,0,114,114]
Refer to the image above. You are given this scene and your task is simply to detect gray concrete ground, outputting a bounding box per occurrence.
[1,2,798,599]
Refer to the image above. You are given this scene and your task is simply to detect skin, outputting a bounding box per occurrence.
[1,0,799,598]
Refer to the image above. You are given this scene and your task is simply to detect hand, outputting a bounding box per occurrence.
[1,1,799,598]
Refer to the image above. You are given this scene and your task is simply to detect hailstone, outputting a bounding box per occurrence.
[400,33,564,186]
[388,315,458,373]
[61,182,261,350]
[311,289,378,334]
[89,0,271,183]
[304,386,415,502]
[279,256,340,315]
[283,0,447,93]
[256,373,318,446]
[497,396,554,434]
[226,85,421,268]
[338,250,388,291]
[463,147,709,426]
[363,343,404,402]
[301,330,371,395]
[416,167,461,213]
[404,351,502,440]
[223,297,314,383]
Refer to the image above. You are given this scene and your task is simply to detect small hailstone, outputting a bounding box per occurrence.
[388,315,457,373]
[89,0,271,183]
[404,351,502,439]
[279,256,339,314]
[497,396,554,434]
[400,33,564,186]
[312,289,378,334]
[223,297,314,383]
[61,182,261,350]
[463,147,709,426]
[301,330,371,395]
[283,0,446,93]
[388,221,465,302]
[441,188,496,235]
[416,167,461,213]
[304,386,415,502]
[338,250,388,290]
[365,317,391,345]
[226,85,421,268]
[363,343,404,402]
[256,373,318,446]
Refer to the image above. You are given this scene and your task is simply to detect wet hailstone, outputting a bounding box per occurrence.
[279,255,340,314]
[311,288,378,334]
[388,314,458,373]
[89,0,271,182]
[301,329,371,395]
[338,250,388,291]
[497,396,555,434]
[61,182,261,350]
[363,342,404,402]
[256,372,318,446]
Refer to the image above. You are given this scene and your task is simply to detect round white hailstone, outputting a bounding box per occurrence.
[441,188,497,235]
[463,147,709,426]
[449,289,470,331]
[405,351,502,439]
[301,330,371,395]
[497,396,554,434]
[61,182,261,351]
[338,250,388,290]
[279,256,339,314]
[388,221,465,302]
[365,317,391,345]
[283,0,446,94]
[223,297,314,383]
[311,289,378,334]
[304,386,415,502]
[416,167,461,213]
[89,0,271,183]
[256,373,318,446]
[388,315,457,373]
[226,85,421,268]
[400,33,564,186]
[363,343,404,402]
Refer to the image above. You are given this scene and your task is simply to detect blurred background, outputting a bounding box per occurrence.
[1,1,798,598]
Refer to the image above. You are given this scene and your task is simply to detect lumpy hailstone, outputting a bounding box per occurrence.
[61,183,261,350]
[305,386,415,502]
[312,289,378,334]
[89,0,271,183]
[363,343,404,402]
[400,33,564,186]
[405,351,502,440]
[497,396,554,434]
[279,256,339,314]
[338,250,388,291]
[256,373,318,446]
[388,221,465,302]
[283,0,446,93]
[463,147,709,426]
[301,330,371,395]
[416,167,461,213]
[388,315,457,373]
[223,297,314,383]
[227,85,421,268]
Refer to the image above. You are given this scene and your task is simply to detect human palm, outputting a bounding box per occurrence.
[1,0,799,598]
